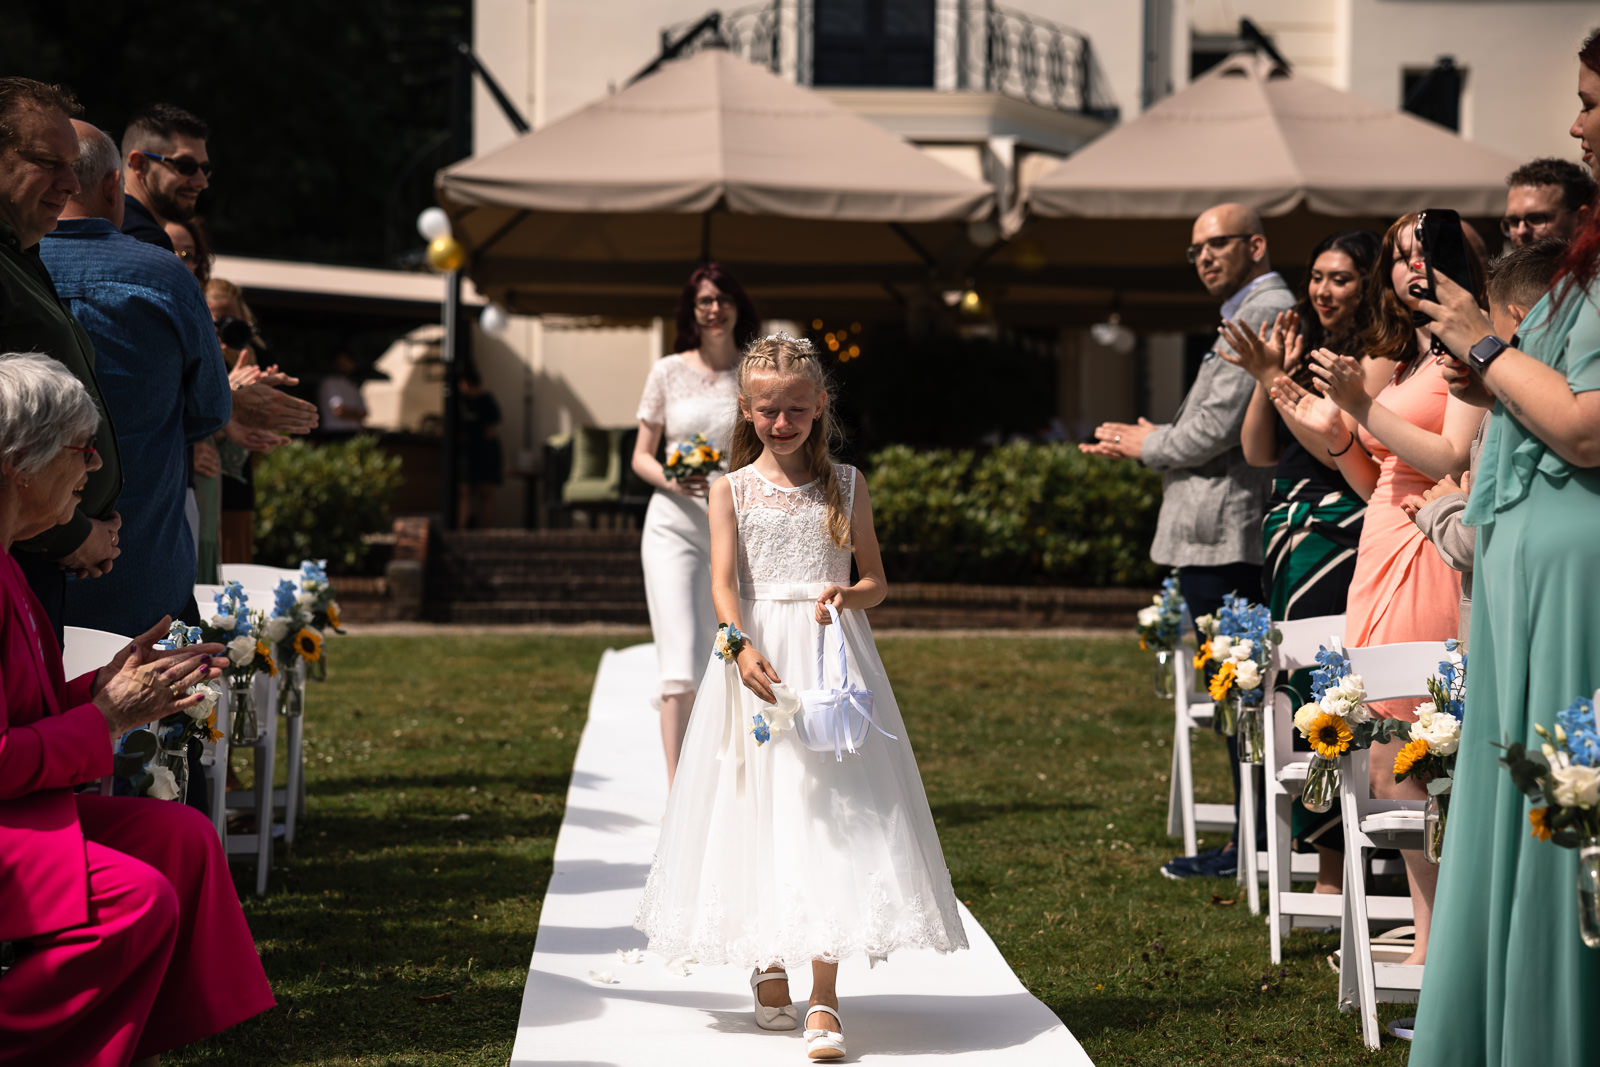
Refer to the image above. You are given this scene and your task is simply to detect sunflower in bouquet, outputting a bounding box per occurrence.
[1500,690,1600,848]
[1200,593,1278,741]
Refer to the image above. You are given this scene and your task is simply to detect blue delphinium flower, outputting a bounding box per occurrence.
[750,714,771,746]
[1558,694,1600,768]
[1310,646,1353,704]
[274,579,298,617]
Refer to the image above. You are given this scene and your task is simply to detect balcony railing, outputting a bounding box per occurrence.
[647,2,1117,120]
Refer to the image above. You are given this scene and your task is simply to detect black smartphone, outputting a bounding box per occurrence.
[1410,209,1474,327]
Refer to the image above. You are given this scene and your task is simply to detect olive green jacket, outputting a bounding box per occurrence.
[0,220,123,558]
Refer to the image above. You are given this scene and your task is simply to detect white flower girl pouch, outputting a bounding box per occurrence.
[792,604,897,759]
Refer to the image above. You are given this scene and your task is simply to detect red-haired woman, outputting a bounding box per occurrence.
[632,264,760,790]
[1407,32,1600,1066]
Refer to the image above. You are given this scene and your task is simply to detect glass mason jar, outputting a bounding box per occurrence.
[1423,793,1448,864]
[1212,691,1239,737]
[1152,649,1176,700]
[229,674,260,748]
[1301,754,1340,814]
[1579,838,1600,950]
[278,657,304,718]
[154,737,190,804]
[1237,694,1265,765]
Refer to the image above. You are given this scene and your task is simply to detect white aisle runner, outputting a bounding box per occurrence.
[510,643,1094,1066]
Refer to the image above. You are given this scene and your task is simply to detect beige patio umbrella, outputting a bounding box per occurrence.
[992,52,1521,328]
[437,48,995,318]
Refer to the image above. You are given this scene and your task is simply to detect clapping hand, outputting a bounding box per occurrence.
[91,615,228,738]
[1269,375,1346,445]
[1219,310,1302,383]
[1081,417,1156,460]
[1307,347,1370,414]
[1400,470,1470,521]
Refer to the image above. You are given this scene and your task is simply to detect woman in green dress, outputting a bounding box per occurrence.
[1407,33,1600,1065]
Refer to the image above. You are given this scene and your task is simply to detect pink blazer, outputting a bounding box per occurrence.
[0,551,115,942]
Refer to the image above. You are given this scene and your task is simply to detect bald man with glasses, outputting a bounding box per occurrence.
[1084,201,1290,880]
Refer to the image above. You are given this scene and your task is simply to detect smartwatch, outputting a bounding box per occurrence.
[1467,333,1510,373]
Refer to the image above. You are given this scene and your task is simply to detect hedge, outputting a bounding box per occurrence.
[254,436,403,575]
[867,442,1163,587]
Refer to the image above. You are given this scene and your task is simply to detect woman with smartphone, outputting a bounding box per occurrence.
[1406,31,1600,1066]
[1270,212,1488,966]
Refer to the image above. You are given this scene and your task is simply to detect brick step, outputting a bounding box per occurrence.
[433,552,645,572]
[439,530,642,551]
[431,600,650,625]
[441,576,647,602]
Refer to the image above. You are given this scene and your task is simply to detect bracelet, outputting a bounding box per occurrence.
[713,623,746,663]
[1327,431,1356,457]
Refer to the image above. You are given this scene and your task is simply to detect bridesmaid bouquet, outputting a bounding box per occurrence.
[663,433,724,482]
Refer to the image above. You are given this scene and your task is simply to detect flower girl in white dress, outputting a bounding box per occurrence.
[634,334,967,1061]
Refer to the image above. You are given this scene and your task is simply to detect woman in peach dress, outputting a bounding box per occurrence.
[1271,212,1487,967]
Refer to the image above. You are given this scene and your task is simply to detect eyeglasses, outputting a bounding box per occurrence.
[140,151,214,178]
[695,295,733,309]
[173,249,192,261]
[1499,211,1563,236]
[61,436,98,462]
[1185,234,1252,264]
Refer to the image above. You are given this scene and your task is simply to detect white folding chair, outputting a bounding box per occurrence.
[1335,640,1448,1049]
[1260,615,1396,957]
[221,565,313,847]
[1165,639,1234,857]
[198,582,283,895]
[63,626,134,797]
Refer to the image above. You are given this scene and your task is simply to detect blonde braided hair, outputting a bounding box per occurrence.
[730,334,852,548]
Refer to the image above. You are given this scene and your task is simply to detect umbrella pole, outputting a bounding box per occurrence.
[442,270,461,529]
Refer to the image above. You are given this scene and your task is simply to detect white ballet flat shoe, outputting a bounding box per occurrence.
[749,968,798,1031]
[804,1003,846,1061]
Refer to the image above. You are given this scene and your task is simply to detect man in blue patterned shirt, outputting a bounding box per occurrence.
[39,121,232,636]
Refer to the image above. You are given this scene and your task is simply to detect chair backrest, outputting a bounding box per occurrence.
[62,626,132,681]
[1337,640,1450,823]
[1341,640,1448,705]
[1268,614,1346,771]
[220,564,299,592]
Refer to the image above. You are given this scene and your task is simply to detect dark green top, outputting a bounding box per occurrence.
[0,219,123,557]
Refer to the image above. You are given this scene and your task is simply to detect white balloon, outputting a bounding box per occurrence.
[416,207,451,241]
[479,303,510,335]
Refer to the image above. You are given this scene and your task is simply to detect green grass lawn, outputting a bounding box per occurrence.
[169,633,1414,1066]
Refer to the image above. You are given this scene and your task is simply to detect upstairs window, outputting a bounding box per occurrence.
[813,0,936,88]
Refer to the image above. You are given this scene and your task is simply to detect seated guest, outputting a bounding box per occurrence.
[0,352,273,1065]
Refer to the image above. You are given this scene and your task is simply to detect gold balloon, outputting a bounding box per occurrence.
[426,235,466,272]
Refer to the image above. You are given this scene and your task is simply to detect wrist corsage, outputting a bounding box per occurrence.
[713,622,746,663]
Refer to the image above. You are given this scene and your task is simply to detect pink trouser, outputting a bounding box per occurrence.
[0,795,274,1066]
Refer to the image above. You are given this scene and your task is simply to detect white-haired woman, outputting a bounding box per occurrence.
[0,352,274,1066]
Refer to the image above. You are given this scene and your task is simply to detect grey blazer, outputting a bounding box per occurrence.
[1142,273,1295,569]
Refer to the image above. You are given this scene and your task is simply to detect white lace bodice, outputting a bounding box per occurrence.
[728,464,856,592]
[635,354,739,453]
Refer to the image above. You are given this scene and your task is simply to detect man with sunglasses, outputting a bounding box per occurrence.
[119,103,211,251]
[1501,157,1593,250]
[1083,201,1289,881]
[0,78,125,642]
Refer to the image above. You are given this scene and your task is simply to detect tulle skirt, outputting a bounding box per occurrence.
[634,596,967,969]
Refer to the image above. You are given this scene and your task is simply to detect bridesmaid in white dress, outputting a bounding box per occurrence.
[632,265,760,789]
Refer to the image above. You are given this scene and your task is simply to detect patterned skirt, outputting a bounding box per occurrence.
[1263,478,1365,848]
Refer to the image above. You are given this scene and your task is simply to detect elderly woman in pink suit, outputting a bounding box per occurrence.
[0,353,274,1066]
